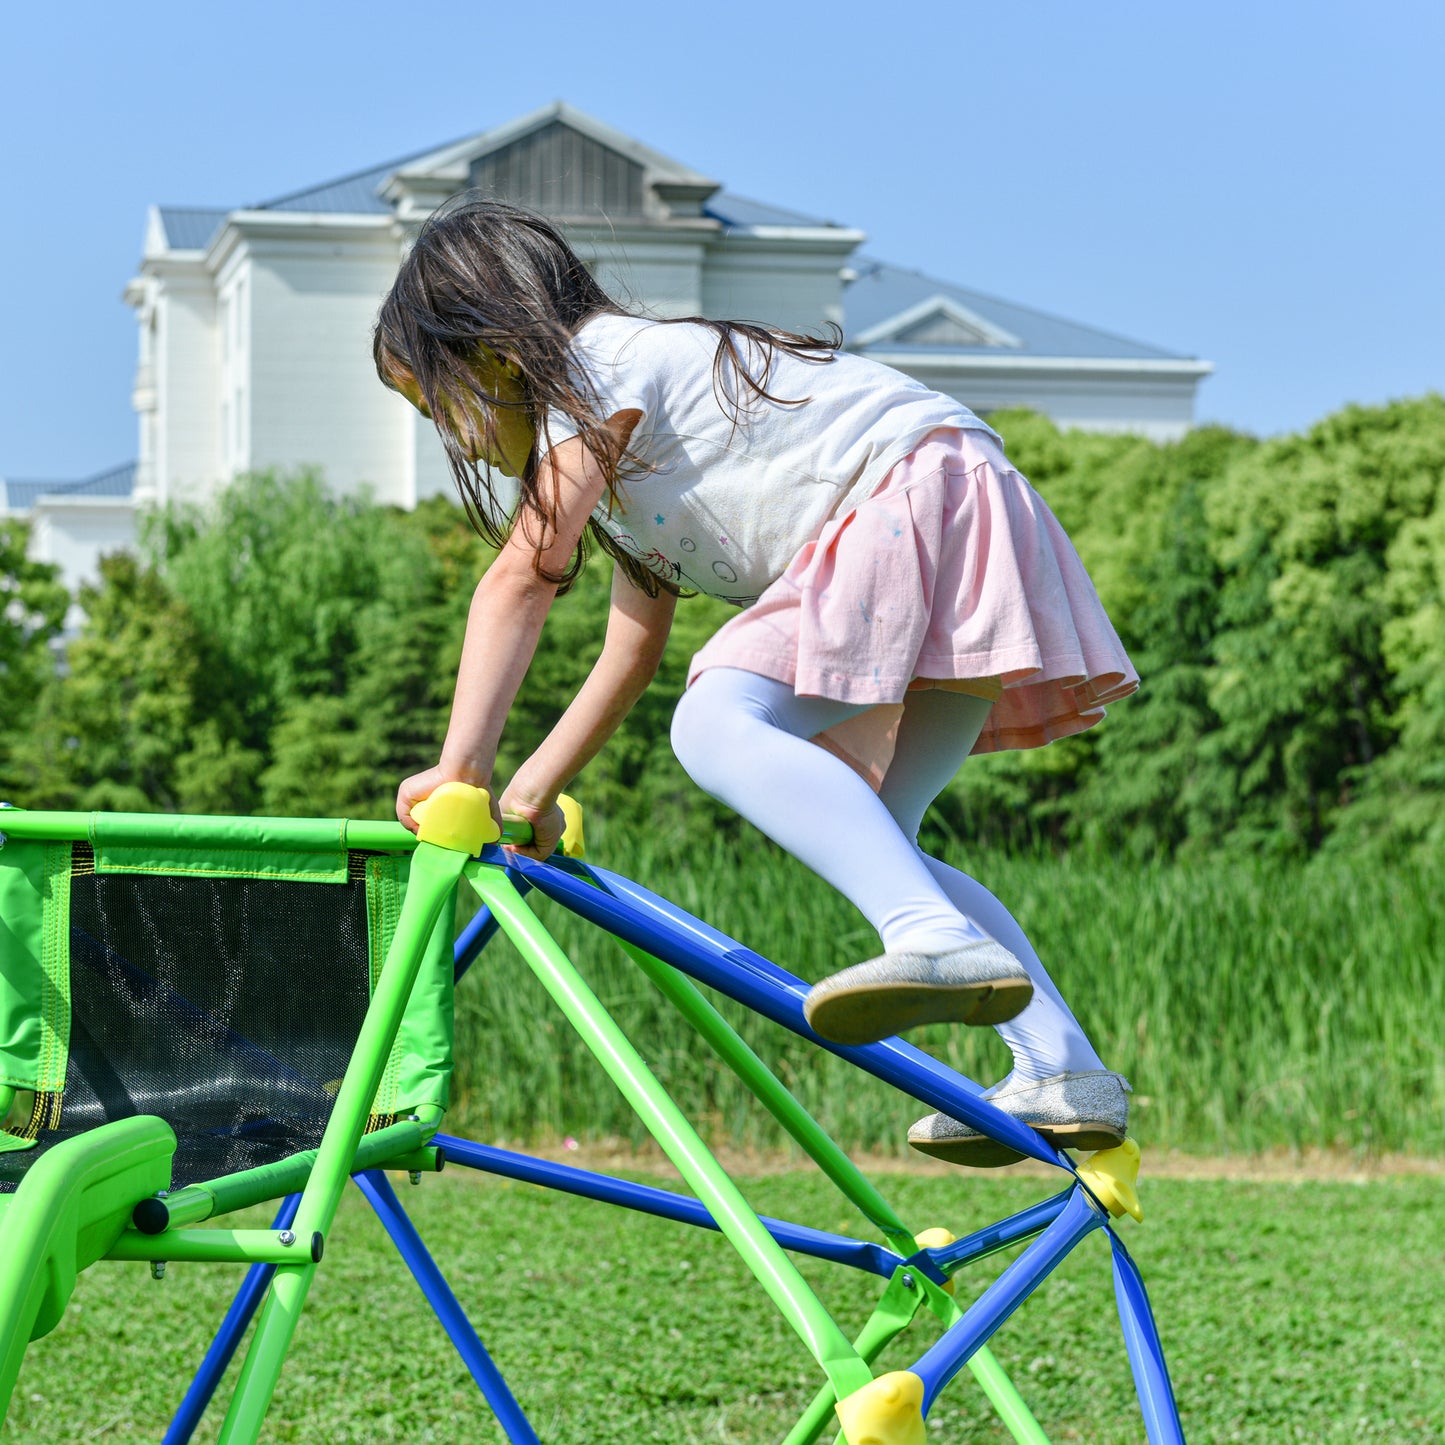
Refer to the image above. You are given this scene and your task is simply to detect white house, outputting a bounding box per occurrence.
[7,102,1212,587]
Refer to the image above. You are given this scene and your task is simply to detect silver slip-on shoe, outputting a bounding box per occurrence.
[802,940,1034,1046]
[908,1070,1132,1168]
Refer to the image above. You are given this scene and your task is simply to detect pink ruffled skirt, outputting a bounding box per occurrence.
[688,427,1139,786]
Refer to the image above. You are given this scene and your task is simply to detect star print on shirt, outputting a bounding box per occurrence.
[655,514,665,525]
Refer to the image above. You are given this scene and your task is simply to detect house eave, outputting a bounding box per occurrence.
[852,350,1215,379]
[205,210,399,269]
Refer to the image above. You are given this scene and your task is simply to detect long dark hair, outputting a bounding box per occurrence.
[373,196,840,595]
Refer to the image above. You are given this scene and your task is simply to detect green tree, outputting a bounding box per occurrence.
[1199,397,1445,853]
[0,518,68,801]
[8,552,259,812]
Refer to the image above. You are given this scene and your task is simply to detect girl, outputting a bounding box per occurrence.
[376,198,1136,1166]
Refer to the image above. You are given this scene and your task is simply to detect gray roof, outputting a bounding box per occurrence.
[844,257,1192,361]
[150,125,1193,366]
[156,206,231,250]
[704,192,847,230]
[162,156,845,244]
[253,142,447,215]
[4,461,136,513]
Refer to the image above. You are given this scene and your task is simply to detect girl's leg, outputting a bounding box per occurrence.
[671,669,992,954]
[877,689,1105,1085]
[671,669,1034,1043]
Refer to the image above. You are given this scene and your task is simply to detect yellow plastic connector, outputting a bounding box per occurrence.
[411,782,501,856]
[557,793,585,858]
[1077,1137,1144,1223]
[835,1371,926,1445]
[912,1227,957,1295]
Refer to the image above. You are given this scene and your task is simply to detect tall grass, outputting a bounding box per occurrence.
[449,831,1444,1156]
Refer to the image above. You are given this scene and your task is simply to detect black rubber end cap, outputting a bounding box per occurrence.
[132,1197,170,1235]
[311,1232,325,1263]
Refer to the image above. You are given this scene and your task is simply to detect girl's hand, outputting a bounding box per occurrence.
[397,765,503,837]
[498,788,566,861]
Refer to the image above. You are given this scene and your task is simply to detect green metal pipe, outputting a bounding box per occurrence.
[214,1263,314,1445]
[106,1228,317,1265]
[617,939,918,1257]
[214,840,467,1444]
[136,1118,430,1231]
[965,1347,1051,1445]
[785,1269,924,1445]
[0,809,538,853]
[468,862,874,1404]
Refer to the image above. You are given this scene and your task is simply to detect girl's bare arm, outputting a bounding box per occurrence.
[396,431,610,831]
[500,567,677,856]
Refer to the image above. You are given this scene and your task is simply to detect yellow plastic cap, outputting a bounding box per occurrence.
[913,1227,957,1295]
[411,782,501,855]
[557,793,585,858]
[1077,1137,1144,1223]
[835,1371,926,1445]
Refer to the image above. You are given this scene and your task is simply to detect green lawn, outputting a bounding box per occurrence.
[3,1164,1440,1443]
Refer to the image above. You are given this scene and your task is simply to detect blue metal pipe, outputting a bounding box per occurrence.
[928,1189,1074,1272]
[453,873,533,982]
[353,1170,541,1445]
[1108,1227,1186,1444]
[453,905,499,982]
[437,1135,903,1279]
[911,1187,1103,1412]
[161,1194,302,1445]
[509,854,1064,1169]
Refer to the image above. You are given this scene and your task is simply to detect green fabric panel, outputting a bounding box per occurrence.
[93,843,347,884]
[0,841,70,1094]
[364,857,455,1120]
[392,903,456,1116]
[365,855,407,1120]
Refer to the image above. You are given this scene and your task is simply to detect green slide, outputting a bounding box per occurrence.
[0,1115,175,1416]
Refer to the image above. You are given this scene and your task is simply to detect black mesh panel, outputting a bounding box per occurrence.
[1,847,379,1193]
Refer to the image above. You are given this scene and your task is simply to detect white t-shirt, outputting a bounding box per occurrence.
[544,314,998,604]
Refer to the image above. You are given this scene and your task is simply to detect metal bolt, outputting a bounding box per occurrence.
[409,1170,422,1186]
[407,1113,421,1123]
[901,1272,916,1290]
[278,1229,297,1247]
[150,1260,166,1281]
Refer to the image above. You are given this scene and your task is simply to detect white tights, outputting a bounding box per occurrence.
[671,668,1104,1084]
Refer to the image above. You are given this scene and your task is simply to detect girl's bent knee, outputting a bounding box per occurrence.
[670,684,717,783]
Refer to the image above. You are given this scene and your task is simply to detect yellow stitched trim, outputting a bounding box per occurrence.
[20,1090,61,1137]
[94,859,347,882]
[36,844,71,1099]
[366,857,406,1119]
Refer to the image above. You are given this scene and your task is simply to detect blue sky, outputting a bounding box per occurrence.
[2,0,1441,480]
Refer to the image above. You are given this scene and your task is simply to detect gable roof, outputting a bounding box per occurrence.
[154,206,232,251]
[844,257,1194,361]
[144,108,1201,374]
[155,106,851,248]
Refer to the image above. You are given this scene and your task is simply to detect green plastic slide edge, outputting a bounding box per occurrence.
[465,861,874,1407]
[0,1116,175,1419]
[210,838,468,1445]
[0,839,71,1105]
